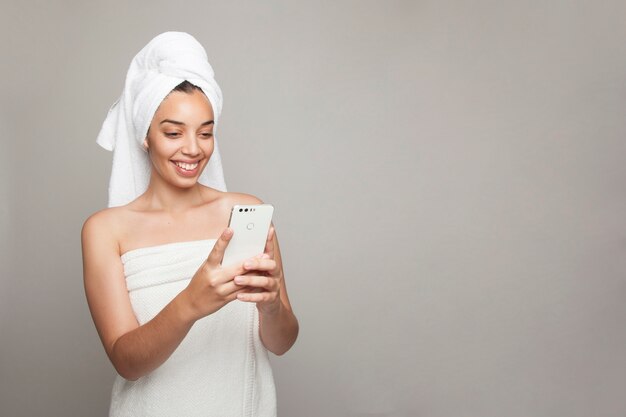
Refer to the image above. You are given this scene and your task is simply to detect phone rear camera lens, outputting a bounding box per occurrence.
[245,208,248,212]
[239,208,243,212]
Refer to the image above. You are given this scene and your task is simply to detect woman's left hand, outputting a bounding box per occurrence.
[234,226,283,314]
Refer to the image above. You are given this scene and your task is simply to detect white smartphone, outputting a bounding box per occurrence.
[221,203,274,267]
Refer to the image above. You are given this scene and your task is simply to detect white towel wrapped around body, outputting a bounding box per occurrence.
[109,239,277,417]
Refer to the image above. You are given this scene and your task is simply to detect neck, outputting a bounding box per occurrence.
[143,172,206,213]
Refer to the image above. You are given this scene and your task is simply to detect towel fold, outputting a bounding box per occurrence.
[96,31,227,208]
[110,239,277,417]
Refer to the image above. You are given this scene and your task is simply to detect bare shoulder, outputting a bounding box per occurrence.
[82,207,118,232]
[81,206,143,371]
[81,206,128,255]
[196,185,263,211]
[220,191,265,206]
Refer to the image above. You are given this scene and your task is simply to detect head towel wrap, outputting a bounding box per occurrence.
[96,31,227,208]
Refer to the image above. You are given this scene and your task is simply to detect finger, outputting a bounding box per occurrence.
[222,281,263,303]
[234,275,277,291]
[223,260,248,279]
[221,280,256,297]
[263,226,275,259]
[242,257,277,273]
[236,291,274,302]
[207,267,243,288]
[226,286,254,302]
[206,228,233,267]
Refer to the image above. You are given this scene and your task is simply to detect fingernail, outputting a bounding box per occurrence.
[244,260,254,268]
[224,228,232,237]
[234,276,244,284]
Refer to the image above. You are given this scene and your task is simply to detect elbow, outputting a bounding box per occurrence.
[115,365,140,382]
[111,358,141,382]
[273,322,300,356]
[109,339,141,382]
[269,346,289,356]
[111,355,143,381]
[263,336,295,357]
[271,340,296,356]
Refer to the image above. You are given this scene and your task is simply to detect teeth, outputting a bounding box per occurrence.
[174,161,198,171]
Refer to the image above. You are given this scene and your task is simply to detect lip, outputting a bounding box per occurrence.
[171,159,201,163]
[171,160,200,177]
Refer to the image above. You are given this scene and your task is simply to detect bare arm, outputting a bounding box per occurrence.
[82,213,244,380]
[235,224,299,355]
[108,294,196,381]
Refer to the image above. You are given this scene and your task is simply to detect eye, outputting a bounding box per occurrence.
[201,133,213,138]
[165,132,180,138]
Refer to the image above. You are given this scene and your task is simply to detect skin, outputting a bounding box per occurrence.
[81,88,299,381]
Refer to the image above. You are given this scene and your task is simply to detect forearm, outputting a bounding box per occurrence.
[258,302,299,356]
[111,292,196,381]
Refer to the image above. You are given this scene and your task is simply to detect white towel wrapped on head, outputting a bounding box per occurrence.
[96,31,227,208]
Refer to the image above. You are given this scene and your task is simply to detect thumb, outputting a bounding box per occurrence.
[206,227,233,267]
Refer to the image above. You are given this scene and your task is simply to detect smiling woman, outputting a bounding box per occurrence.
[144,85,215,181]
[81,32,298,417]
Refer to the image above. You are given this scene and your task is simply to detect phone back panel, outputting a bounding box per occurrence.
[222,204,274,267]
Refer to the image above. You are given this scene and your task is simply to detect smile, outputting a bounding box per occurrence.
[173,161,199,170]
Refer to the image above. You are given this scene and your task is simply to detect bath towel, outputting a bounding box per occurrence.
[96,31,227,208]
[110,239,277,417]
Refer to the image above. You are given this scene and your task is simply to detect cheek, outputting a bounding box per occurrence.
[147,141,176,165]
[203,139,215,155]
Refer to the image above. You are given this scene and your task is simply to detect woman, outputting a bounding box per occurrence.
[81,32,298,417]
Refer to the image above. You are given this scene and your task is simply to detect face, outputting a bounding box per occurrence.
[144,88,215,187]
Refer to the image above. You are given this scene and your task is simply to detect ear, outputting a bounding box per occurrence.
[143,138,149,150]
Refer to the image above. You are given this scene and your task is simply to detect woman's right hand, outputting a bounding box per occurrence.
[180,228,248,322]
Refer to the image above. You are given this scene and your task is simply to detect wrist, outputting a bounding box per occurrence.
[258,298,283,317]
[173,290,198,325]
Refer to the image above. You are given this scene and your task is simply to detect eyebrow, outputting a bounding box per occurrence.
[159,119,214,126]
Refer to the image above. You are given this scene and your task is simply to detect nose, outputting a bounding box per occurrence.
[182,134,201,156]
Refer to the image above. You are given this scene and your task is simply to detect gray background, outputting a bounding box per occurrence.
[1,1,625,416]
